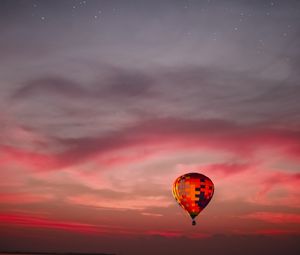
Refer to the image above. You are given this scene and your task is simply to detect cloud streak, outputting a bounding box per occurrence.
[242,212,300,224]
[1,118,300,172]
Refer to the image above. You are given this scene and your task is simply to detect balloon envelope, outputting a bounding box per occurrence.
[172,172,214,225]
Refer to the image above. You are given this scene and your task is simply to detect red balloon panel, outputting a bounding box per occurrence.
[173,173,214,219]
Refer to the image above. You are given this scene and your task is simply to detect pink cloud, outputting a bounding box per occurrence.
[259,172,300,194]
[0,213,103,235]
[233,228,300,236]
[199,162,254,177]
[141,212,163,217]
[66,194,172,210]
[145,230,184,238]
[0,213,209,239]
[1,118,300,172]
[242,212,300,224]
[253,171,300,206]
[0,213,139,236]
[0,145,57,170]
[1,118,300,232]
[254,229,300,236]
[94,147,159,167]
[0,193,54,204]
[144,230,211,238]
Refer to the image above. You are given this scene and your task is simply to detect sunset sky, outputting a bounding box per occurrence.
[0,0,300,254]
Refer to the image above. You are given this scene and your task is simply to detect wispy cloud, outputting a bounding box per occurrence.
[1,118,300,172]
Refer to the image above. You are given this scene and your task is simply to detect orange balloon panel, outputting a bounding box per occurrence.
[172,172,214,224]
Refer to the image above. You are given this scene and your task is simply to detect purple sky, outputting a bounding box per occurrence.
[0,1,300,254]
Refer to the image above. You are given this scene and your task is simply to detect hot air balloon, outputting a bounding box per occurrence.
[172,172,214,225]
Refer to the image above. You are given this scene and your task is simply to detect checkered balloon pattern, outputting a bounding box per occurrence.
[172,173,214,223]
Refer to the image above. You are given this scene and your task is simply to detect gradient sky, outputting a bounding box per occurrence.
[0,0,300,254]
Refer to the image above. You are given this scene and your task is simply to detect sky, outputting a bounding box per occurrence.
[0,0,300,254]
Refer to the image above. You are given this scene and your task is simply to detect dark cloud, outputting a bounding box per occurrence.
[12,77,88,99]
[100,67,156,98]
[9,62,300,132]
[11,66,156,102]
